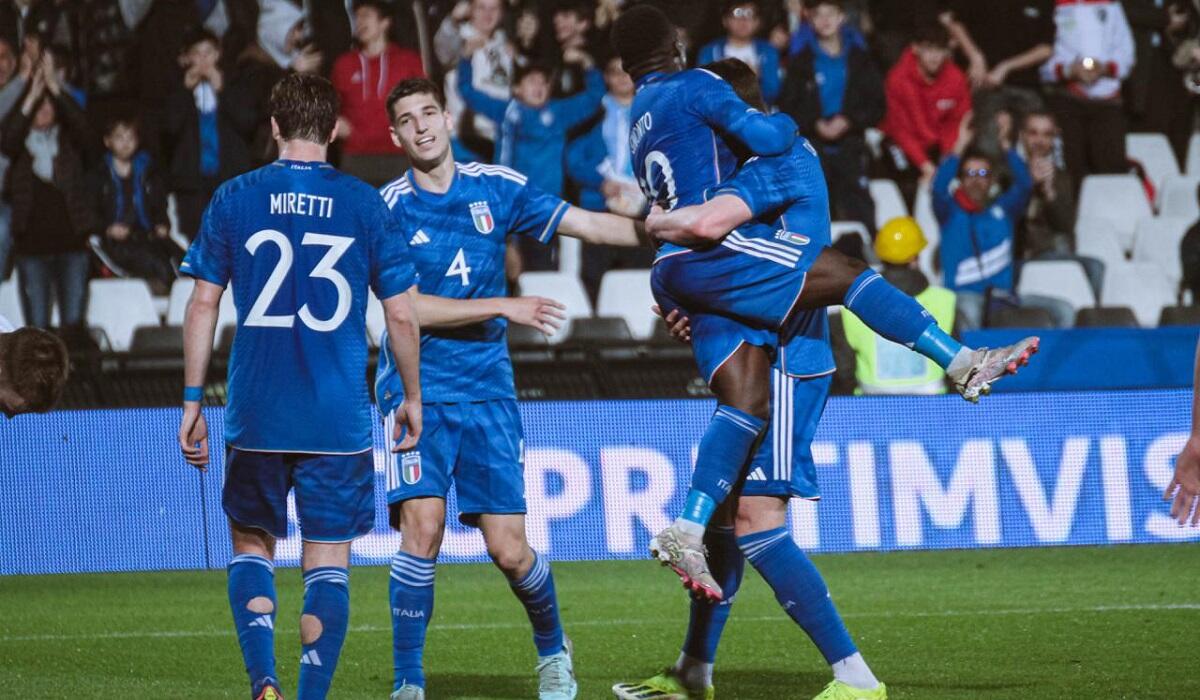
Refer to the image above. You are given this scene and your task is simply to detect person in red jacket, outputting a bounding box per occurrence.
[880,22,972,205]
[332,0,425,186]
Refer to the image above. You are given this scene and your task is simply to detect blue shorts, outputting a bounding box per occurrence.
[222,448,375,542]
[742,370,831,499]
[386,400,525,527]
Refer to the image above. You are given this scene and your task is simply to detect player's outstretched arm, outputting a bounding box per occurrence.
[179,280,222,469]
[383,287,423,452]
[554,206,649,248]
[644,194,753,246]
[412,293,565,336]
[1167,337,1200,526]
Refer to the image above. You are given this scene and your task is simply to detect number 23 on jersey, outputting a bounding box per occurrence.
[243,229,355,332]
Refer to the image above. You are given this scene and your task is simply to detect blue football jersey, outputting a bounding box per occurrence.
[629,68,796,259]
[180,160,417,454]
[374,162,569,410]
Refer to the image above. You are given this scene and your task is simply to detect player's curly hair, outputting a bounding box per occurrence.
[1,327,70,413]
[611,4,677,81]
[270,73,340,145]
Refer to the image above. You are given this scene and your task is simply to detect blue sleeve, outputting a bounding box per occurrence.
[565,128,605,190]
[698,41,719,65]
[457,59,509,123]
[931,155,959,224]
[508,179,570,244]
[369,199,418,300]
[709,141,813,218]
[997,150,1033,218]
[179,189,232,286]
[552,69,605,132]
[689,71,796,156]
[758,42,781,105]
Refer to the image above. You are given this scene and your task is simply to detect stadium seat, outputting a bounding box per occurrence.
[865,127,883,161]
[507,323,550,347]
[1077,175,1153,253]
[559,235,581,278]
[1102,262,1179,326]
[1160,305,1200,326]
[86,279,161,352]
[1127,132,1180,189]
[1017,259,1096,310]
[517,271,592,344]
[596,269,656,339]
[130,325,185,354]
[1132,216,1191,287]
[1188,133,1200,175]
[565,316,634,345]
[0,271,24,328]
[1075,217,1128,272]
[167,278,237,340]
[1074,306,1139,328]
[869,179,908,231]
[366,290,384,347]
[987,306,1055,329]
[913,182,941,281]
[1158,174,1200,220]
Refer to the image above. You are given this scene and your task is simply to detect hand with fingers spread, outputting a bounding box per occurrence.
[652,304,691,343]
[1166,437,1200,527]
[178,403,210,470]
[501,296,566,336]
[391,400,423,453]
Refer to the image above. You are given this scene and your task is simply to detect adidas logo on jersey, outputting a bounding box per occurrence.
[300,650,323,666]
[409,229,431,245]
[247,615,274,630]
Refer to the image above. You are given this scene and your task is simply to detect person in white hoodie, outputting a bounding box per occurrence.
[1040,0,1136,185]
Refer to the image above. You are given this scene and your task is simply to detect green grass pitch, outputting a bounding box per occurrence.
[2,543,1198,699]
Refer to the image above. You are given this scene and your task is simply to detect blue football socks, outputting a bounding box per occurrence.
[681,406,766,533]
[681,526,744,664]
[296,567,350,700]
[509,551,565,657]
[227,554,278,692]
[738,527,857,665]
[390,551,436,690]
[843,269,963,369]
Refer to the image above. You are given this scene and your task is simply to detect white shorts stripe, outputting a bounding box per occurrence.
[384,410,396,492]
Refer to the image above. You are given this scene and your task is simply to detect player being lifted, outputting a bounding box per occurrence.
[615,58,886,700]
[375,78,648,700]
[611,4,1037,603]
[177,74,423,700]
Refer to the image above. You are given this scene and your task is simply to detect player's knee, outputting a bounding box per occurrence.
[487,540,531,577]
[246,596,274,614]
[401,519,444,558]
[300,613,323,645]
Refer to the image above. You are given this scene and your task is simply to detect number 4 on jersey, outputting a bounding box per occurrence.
[446,248,472,286]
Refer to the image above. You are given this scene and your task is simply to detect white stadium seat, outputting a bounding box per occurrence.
[558,235,581,278]
[1132,216,1191,288]
[517,272,592,344]
[1102,262,1179,326]
[0,270,24,328]
[366,290,385,347]
[1077,175,1152,253]
[913,183,941,281]
[167,277,237,340]
[1017,260,1096,311]
[1188,133,1200,175]
[87,279,161,351]
[1159,174,1200,221]
[596,269,656,339]
[1075,217,1128,272]
[869,179,908,232]
[1127,132,1180,189]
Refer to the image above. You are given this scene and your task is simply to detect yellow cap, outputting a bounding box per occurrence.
[874,216,927,265]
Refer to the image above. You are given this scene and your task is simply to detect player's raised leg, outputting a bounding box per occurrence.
[227,523,284,700]
[389,497,444,700]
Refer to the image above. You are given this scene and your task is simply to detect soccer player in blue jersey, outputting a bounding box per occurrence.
[375,78,647,700]
[176,74,424,700]
[612,6,1038,607]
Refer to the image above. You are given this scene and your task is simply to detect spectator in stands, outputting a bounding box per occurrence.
[1017,109,1106,298]
[332,0,424,187]
[780,0,884,234]
[434,0,512,159]
[0,36,24,279]
[0,322,70,417]
[551,1,600,98]
[1179,182,1200,302]
[457,57,603,270]
[163,28,253,239]
[698,1,782,105]
[865,0,951,68]
[1041,0,1135,184]
[782,0,868,62]
[841,216,958,395]
[1124,0,1195,163]
[941,1,1055,112]
[880,22,971,205]
[1,49,97,330]
[570,56,653,303]
[933,119,1073,329]
[90,118,177,296]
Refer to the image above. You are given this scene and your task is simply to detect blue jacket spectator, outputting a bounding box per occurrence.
[458,59,603,197]
[697,1,782,105]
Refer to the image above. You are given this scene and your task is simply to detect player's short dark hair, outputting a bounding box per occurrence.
[181,27,220,53]
[1,327,69,413]
[514,62,551,84]
[703,58,766,113]
[270,73,340,145]
[912,22,950,48]
[386,78,446,121]
[611,4,677,81]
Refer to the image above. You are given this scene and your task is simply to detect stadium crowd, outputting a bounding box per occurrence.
[2,0,1200,350]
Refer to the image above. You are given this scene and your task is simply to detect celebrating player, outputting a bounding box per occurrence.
[376,78,647,700]
[612,5,1037,603]
[0,316,69,418]
[177,73,423,700]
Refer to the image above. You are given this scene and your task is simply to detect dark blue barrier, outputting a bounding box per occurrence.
[1,390,1196,575]
[963,326,1200,391]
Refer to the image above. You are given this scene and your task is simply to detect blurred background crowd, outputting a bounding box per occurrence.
[3,0,1200,393]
